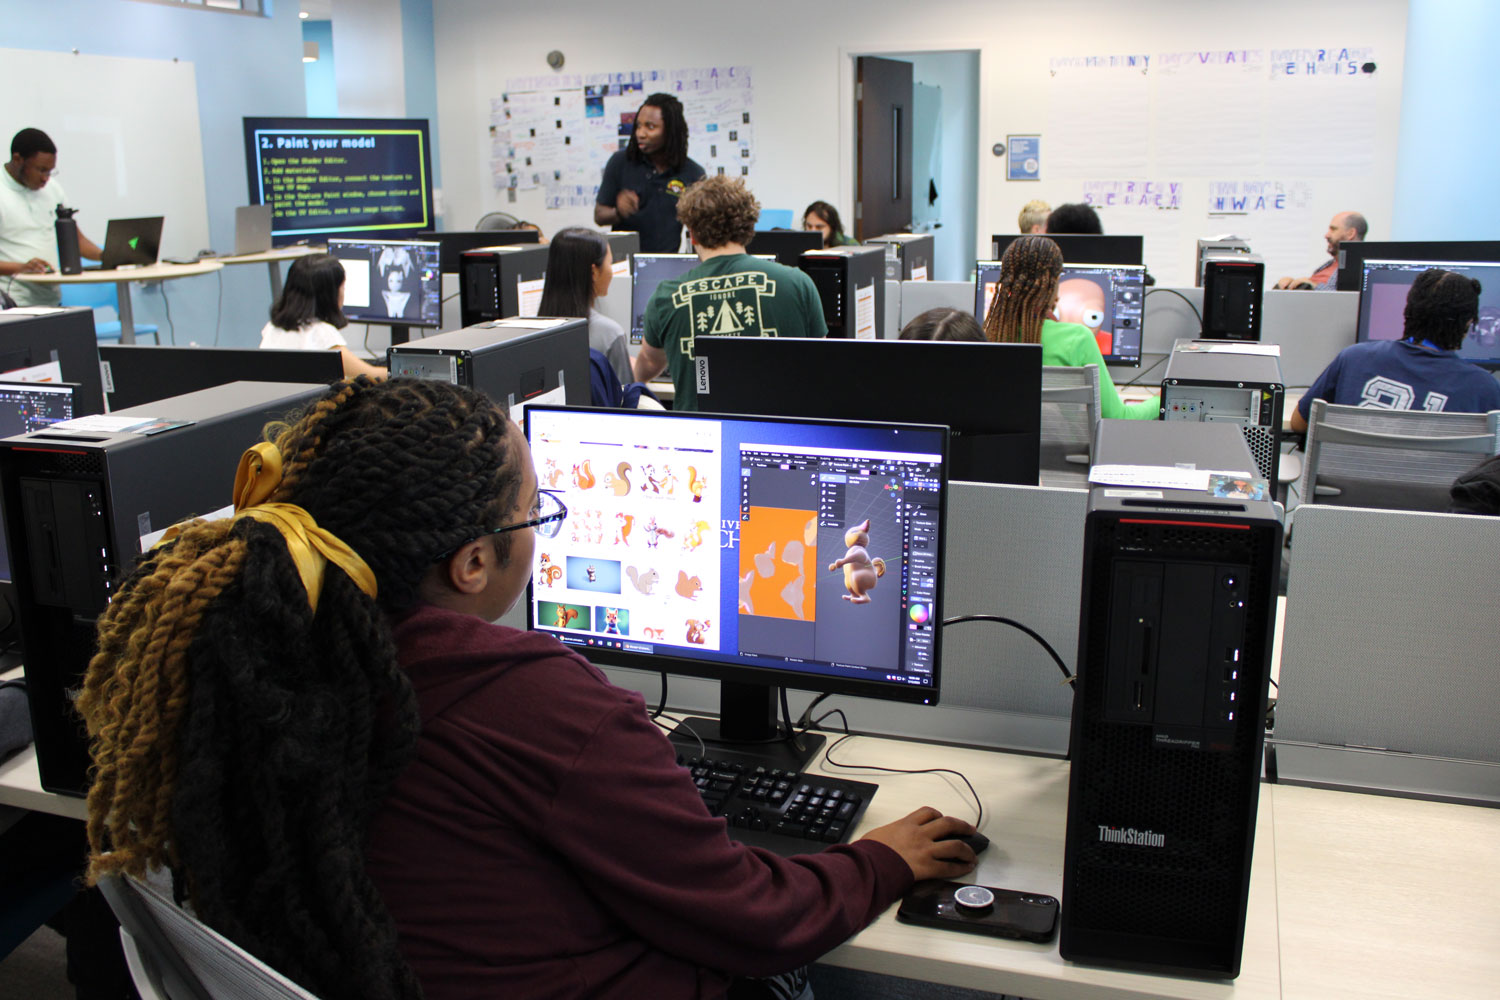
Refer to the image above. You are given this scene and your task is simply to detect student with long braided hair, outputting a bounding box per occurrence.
[981,235,1157,420]
[79,377,978,1000]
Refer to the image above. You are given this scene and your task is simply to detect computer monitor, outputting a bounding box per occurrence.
[98,345,346,411]
[326,238,442,330]
[745,230,823,267]
[524,405,948,770]
[1356,259,1500,371]
[0,307,105,414]
[0,381,76,584]
[417,229,541,274]
[242,116,435,246]
[991,233,1144,266]
[629,254,775,345]
[695,337,1041,486]
[1335,240,1500,292]
[975,261,1146,366]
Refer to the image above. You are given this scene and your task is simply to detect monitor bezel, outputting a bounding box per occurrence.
[326,236,443,330]
[991,233,1145,266]
[242,116,436,246]
[1356,257,1500,372]
[522,404,949,707]
[974,259,1147,367]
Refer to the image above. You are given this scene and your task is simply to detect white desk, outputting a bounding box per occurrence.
[216,245,318,299]
[15,260,225,344]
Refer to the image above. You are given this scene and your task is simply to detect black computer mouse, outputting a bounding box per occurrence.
[936,832,990,856]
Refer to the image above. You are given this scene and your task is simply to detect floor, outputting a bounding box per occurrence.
[0,924,75,1000]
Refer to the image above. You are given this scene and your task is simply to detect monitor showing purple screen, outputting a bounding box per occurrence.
[1357,259,1500,370]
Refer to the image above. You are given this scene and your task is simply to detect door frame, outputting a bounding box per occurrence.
[838,41,987,260]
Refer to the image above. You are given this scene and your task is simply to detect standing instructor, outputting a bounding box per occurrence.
[1,128,102,306]
[594,93,705,253]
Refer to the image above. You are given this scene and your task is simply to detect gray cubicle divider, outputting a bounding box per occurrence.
[882,280,901,338]
[897,280,972,329]
[1118,288,1358,389]
[527,481,1086,757]
[1270,504,1500,805]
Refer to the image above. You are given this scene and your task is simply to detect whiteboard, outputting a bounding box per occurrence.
[2,48,210,258]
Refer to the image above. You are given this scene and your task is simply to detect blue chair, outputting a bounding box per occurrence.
[59,283,160,343]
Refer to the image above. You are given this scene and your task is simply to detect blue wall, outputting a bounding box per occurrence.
[402,0,442,194]
[1,0,306,348]
[303,20,338,117]
[1392,0,1500,240]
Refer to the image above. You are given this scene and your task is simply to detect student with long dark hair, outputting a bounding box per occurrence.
[538,226,632,384]
[982,235,1155,420]
[260,252,384,378]
[802,200,857,247]
[594,93,705,252]
[79,377,977,1000]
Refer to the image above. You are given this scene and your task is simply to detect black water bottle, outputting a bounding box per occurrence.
[55,206,82,275]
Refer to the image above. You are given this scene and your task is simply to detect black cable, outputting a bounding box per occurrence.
[653,712,706,759]
[1146,286,1202,324]
[942,614,1073,683]
[159,282,177,344]
[816,708,984,830]
[1269,678,1279,691]
[1118,351,1171,387]
[363,323,373,354]
[652,671,669,720]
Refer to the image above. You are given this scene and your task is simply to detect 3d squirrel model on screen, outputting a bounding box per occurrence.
[829,519,886,604]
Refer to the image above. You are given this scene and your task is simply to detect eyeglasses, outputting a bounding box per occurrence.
[432,489,568,561]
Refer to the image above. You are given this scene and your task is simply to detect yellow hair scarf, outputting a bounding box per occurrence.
[155,442,377,612]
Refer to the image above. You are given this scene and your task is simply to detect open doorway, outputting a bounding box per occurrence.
[854,50,979,283]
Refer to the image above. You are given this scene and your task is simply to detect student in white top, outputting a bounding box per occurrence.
[260,253,385,379]
[538,226,632,385]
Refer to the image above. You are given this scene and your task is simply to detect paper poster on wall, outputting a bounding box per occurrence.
[1265,46,1378,175]
[1153,50,1266,175]
[1047,56,1151,177]
[493,66,754,205]
[1007,135,1041,181]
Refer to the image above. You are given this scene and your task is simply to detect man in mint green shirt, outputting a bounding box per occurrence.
[633,176,827,411]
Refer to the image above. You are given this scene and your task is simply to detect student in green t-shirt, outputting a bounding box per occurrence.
[633,176,827,410]
[980,235,1157,420]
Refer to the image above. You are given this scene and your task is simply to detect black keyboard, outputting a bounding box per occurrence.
[675,747,879,857]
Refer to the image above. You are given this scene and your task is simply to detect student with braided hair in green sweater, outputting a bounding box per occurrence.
[982,234,1158,420]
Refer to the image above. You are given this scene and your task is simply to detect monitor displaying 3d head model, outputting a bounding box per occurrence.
[975,261,1146,366]
[327,237,442,328]
[1357,259,1500,370]
[525,406,948,764]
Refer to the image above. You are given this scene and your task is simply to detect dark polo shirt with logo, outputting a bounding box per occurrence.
[596,151,706,253]
[642,253,828,410]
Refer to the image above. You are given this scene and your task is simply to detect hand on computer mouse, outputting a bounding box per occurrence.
[859,806,978,882]
[935,831,990,857]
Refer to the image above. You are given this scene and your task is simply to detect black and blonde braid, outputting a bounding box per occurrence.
[982,235,1065,346]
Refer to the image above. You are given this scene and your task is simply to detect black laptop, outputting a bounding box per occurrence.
[100,217,164,270]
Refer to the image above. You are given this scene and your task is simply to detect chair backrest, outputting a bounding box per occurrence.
[1039,364,1101,487]
[1298,399,1500,512]
[98,874,321,1000]
[474,211,521,231]
[60,281,120,317]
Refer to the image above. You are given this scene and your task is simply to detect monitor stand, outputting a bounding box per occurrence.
[670,680,826,772]
[388,325,411,346]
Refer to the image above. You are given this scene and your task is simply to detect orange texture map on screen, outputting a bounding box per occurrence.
[738,507,817,621]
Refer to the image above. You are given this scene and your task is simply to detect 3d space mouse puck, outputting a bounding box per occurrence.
[953,885,995,911]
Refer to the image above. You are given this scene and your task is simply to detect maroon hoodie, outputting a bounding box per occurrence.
[365,604,913,1000]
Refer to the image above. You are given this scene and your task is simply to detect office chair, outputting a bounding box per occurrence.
[60,283,161,344]
[97,874,321,1000]
[1297,399,1500,512]
[474,211,522,231]
[1038,364,1101,488]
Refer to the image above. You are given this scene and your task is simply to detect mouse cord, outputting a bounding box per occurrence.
[813,708,984,830]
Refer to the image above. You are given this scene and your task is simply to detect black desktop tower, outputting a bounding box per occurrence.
[387,318,591,410]
[797,245,886,339]
[864,232,935,281]
[1200,258,1265,341]
[1061,421,1282,980]
[0,381,327,796]
[458,243,550,327]
[1159,341,1284,484]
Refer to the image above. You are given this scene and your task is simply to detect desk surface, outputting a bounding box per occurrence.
[2,720,1493,997]
[14,260,224,284]
[216,247,319,265]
